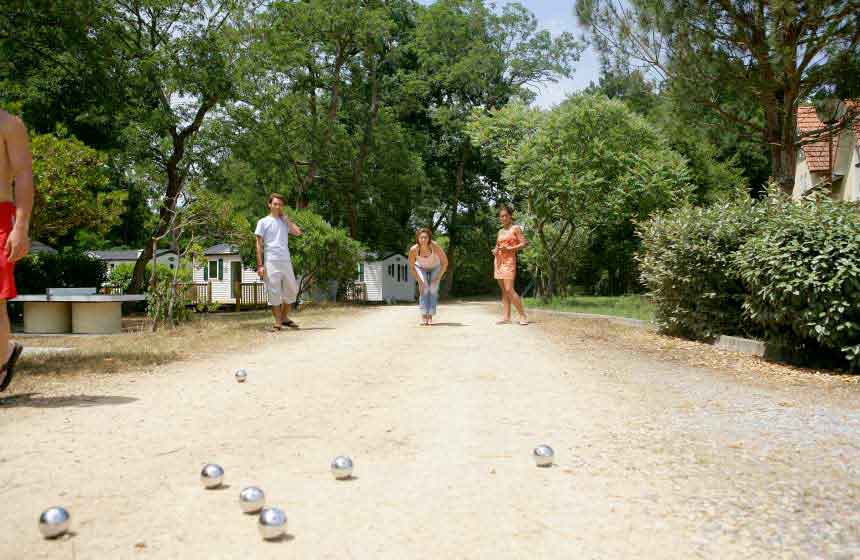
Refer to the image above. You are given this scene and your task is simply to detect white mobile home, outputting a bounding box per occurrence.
[88,249,180,272]
[357,252,415,303]
[193,244,262,304]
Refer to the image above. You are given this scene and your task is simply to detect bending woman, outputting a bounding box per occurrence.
[409,228,448,326]
[493,204,528,325]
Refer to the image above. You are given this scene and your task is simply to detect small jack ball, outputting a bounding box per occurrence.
[38,507,70,539]
[533,445,554,467]
[331,456,354,479]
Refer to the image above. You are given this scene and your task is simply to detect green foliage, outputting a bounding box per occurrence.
[470,94,692,296]
[108,263,191,293]
[737,194,860,368]
[638,198,762,341]
[146,278,193,329]
[242,209,365,301]
[14,251,107,294]
[577,0,860,192]
[30,131,126,246]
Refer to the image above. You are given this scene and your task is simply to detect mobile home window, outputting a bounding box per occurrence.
[358,263,364,282]
[397,264,401,282]
[218,259,224,280]
[208,260,217,280]
[388,264,394,277]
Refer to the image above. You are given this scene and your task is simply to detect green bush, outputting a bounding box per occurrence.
[108,262,191,292]
[637,197,761,340]
[14,251,108,294]
[737,195,860,369]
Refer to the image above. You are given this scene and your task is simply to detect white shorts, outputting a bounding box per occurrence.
[265,260,298,306]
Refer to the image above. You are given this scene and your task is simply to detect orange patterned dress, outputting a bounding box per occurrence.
[494,226,520,280]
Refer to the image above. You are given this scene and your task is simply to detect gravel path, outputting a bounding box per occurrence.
[1,302,857,559]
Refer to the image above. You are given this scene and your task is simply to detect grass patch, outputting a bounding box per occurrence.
[524,295,655,321]
[14,305,359,384]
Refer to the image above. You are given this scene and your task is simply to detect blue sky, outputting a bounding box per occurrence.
[416,1,601,108]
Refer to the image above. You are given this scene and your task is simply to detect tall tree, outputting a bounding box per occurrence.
[577,0,860,193]
[414,0,582,295]
[115,0,249,292]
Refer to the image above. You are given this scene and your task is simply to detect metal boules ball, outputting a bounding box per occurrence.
[331,455,354,480]
[258,507,287,540]
[200,463,225,489]
[38,507,70,539]
[235,369,248,383]
[239,486,265,514]
[533,445,554,467]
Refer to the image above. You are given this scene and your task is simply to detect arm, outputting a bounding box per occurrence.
[434,243,448,280]
[287,216,302,236]
[511,225,528,251]
[409,246,424,290]
[6,116,33,262]
[255,235,265,278]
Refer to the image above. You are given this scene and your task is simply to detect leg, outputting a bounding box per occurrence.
[0,300,9,362]
[416,266,430,325]
[427,276,439,325]
[270,305,283,328]
[266,267,285,330]
[280,262,300,328]
[504,278,527,323]
[497,279,511,322]
[0,300,22,391]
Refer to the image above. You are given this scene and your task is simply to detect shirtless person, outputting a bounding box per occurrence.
[0,110,34,391]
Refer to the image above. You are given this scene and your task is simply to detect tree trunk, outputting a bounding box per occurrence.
[299,47,348,206]
[440,144,469,298]
[347,51,381,238]
[130,95,217,293]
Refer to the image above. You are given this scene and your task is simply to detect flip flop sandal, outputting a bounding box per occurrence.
[271,324,283,332]
[518,319,529,326]
[0,343,23,392]
[496,319,512,325]
[282,319,300,329]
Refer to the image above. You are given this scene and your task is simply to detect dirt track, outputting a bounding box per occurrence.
[1,302,858,559]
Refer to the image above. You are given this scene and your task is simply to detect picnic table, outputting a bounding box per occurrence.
[11,288,146,334]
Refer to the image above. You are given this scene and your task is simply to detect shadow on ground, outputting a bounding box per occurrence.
[0,392,138,409]
[18,351,181,377]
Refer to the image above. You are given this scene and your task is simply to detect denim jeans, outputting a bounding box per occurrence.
[415,263,440,316]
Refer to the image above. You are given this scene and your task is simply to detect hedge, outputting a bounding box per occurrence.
[14,251,107,294]
[637,197,761,340]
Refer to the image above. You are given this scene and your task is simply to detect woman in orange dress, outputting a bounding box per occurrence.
[492,204,528,325]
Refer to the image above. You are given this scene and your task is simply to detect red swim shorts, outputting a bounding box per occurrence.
[0,202,17,300]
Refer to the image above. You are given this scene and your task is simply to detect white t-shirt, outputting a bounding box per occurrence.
[255,215,292,262]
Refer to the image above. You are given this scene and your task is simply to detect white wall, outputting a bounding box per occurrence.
[192,254,263,303]
[793,156,819,199]
[363,262,384,301]
[843,143,860,201]
[380,254,415,302]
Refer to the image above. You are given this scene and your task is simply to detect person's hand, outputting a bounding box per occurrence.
[257,265,266,279]
[6,228,30,263]
[491,247,498,256]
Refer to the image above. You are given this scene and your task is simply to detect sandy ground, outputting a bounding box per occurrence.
[1,302,858,559]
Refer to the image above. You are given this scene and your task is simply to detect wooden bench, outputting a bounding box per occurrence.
[11,288,146,334]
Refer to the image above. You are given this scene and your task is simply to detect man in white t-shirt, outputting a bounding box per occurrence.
[255,193,303,331]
